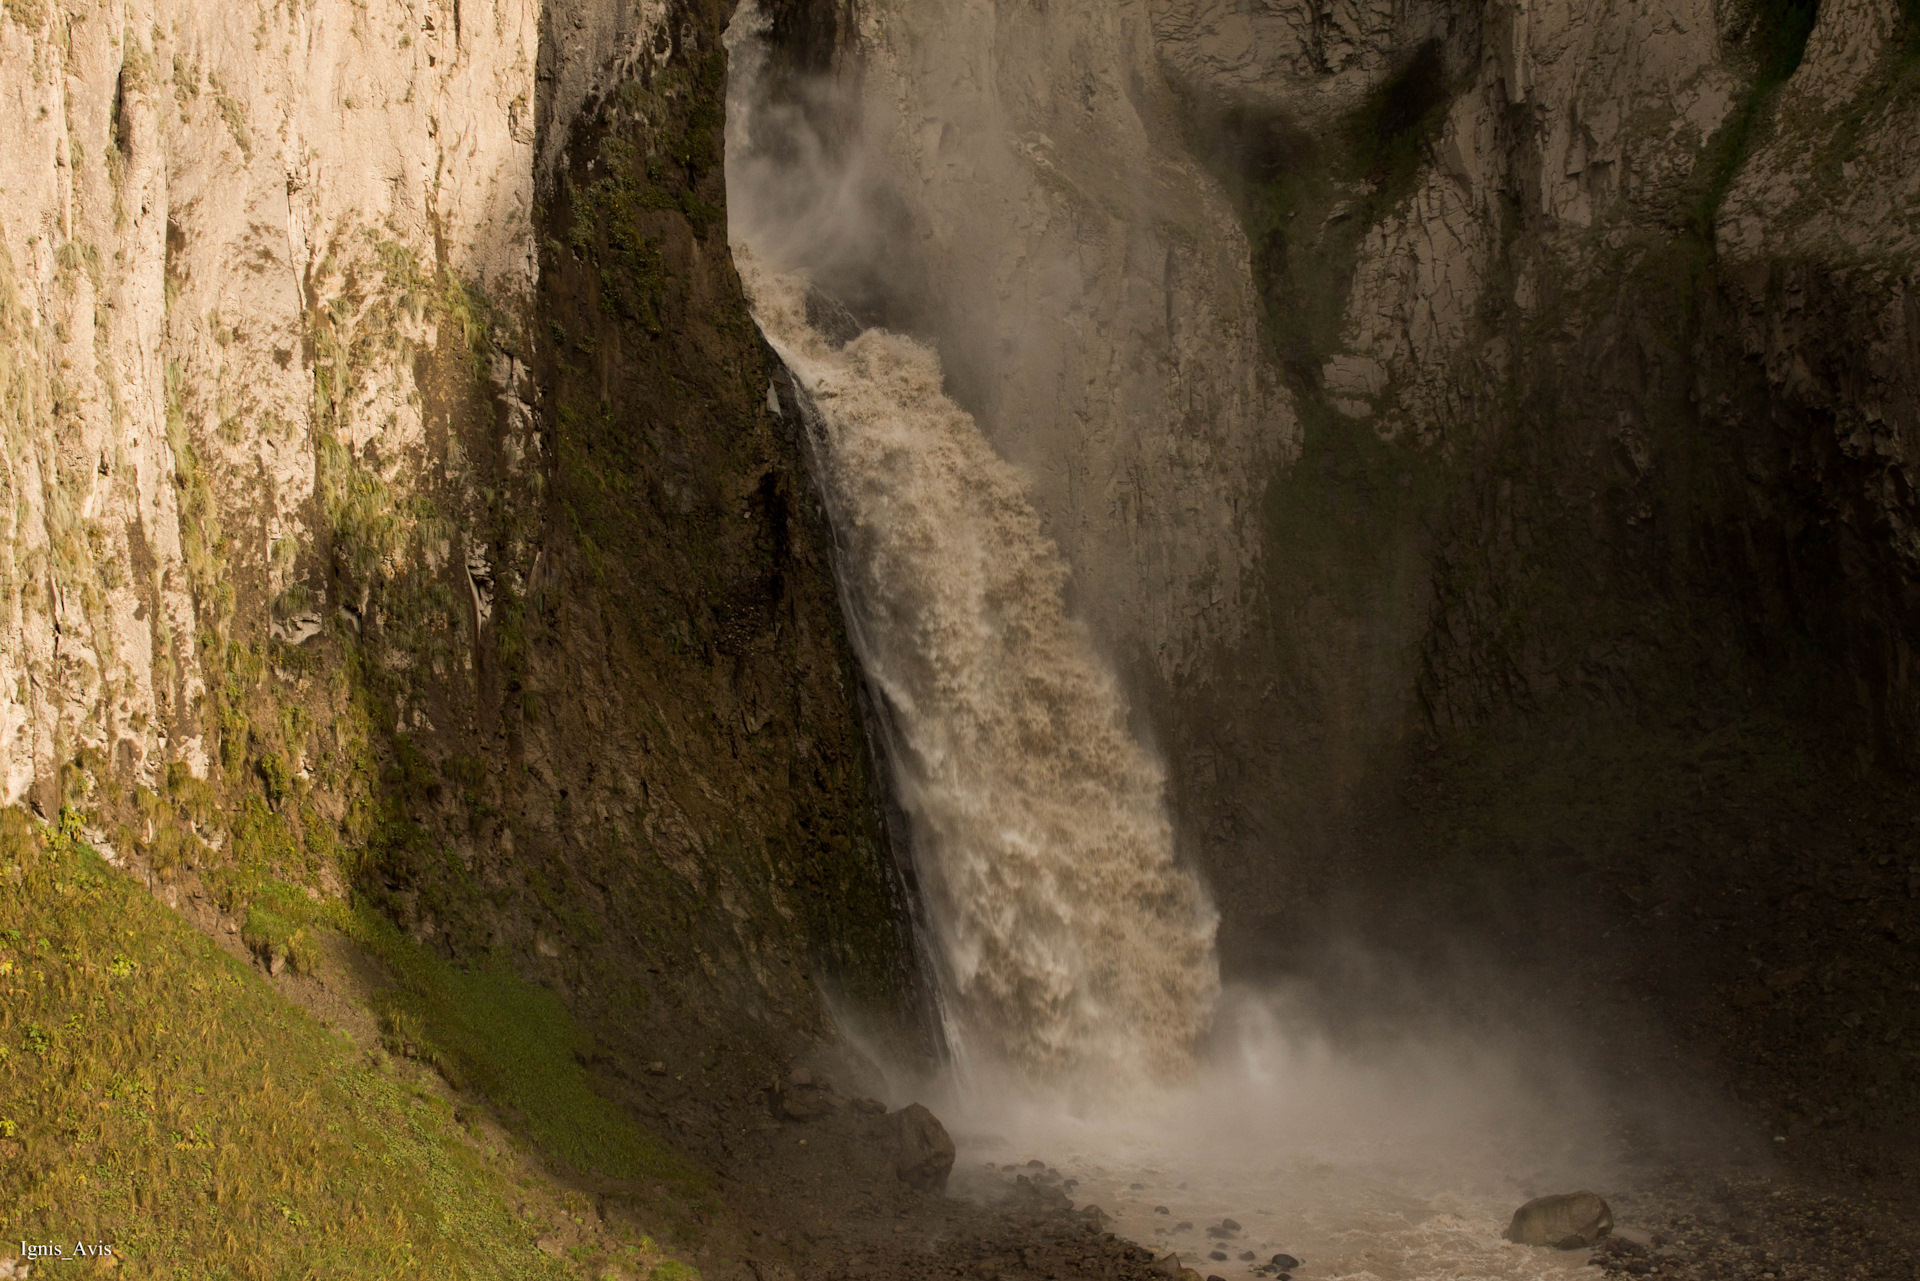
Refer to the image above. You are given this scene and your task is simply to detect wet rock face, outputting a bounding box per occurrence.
[1505,1191,1615,1249]
[1128,0,1920,1157]
[745,0,1292,681]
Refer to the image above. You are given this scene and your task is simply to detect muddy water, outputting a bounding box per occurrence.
[740,250,1219,1085]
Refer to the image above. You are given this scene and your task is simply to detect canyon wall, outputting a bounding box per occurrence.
[0,0,929,1074]
[3,0,1917,1155]
[741,0,1292,680]
[1142,0,1920,933]
[1142,0,1920,1144]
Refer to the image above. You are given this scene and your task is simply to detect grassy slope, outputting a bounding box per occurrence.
[0,810,699,1279]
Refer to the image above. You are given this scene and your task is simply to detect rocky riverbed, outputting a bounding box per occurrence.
[611,1050,1920,1281]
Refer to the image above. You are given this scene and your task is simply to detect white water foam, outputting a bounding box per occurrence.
[740,251,1220,1088]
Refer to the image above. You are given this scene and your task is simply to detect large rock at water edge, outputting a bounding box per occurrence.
[1504,1191,1614,1248]
[890,1103,956,1191]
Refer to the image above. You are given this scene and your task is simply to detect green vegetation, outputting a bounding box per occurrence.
[0,812,705,1277]
[240,877,327,975]
[207,71,253,160]
[1,1,48,31]
[0,812,570,1277]
[350,907,701,1188]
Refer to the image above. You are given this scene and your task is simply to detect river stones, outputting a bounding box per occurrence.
[889,1102,956,1192]
[1503,1191,1614,1248]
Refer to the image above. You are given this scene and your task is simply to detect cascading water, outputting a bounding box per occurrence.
[726,6,1636,1278]
[726,6,1218,1094]
[738,253,1220,1087]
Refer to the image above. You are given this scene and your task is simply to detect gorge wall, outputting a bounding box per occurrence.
[0,0,931,1094]
[3,0,1920,1242]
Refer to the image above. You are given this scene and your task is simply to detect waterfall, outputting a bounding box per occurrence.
[740,254,1219,1086]
[712,15,1684,1281]
[726,4,1218,1091]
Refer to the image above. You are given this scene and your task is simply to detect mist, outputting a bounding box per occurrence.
[717,3,1772,1277]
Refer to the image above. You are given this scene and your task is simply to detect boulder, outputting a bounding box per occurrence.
[889,1102,956,1191]
[1010,1173,1073,1214]
[1503,1191,1613,1249]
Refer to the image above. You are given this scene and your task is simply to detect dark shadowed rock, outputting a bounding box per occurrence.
[1012,1173,1073,1213]
[890,1102,956,1191]
[773,1067,843,1121]
[804,286,864,348]
[1504,1191,1613,1248]
[1152,1255,1205,1281]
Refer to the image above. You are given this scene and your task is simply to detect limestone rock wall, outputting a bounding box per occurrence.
[0,0,549,804]
[1110,0,1920,938]
[0,0,927,1073]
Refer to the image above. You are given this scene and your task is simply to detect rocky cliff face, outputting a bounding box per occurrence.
[748,0,1920,1145]
[1149,0,1920,1146]
[1138,0,1919,919]
[737,0,1290,679]
[0,0,929,1082]
[4,0,1917,1175]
